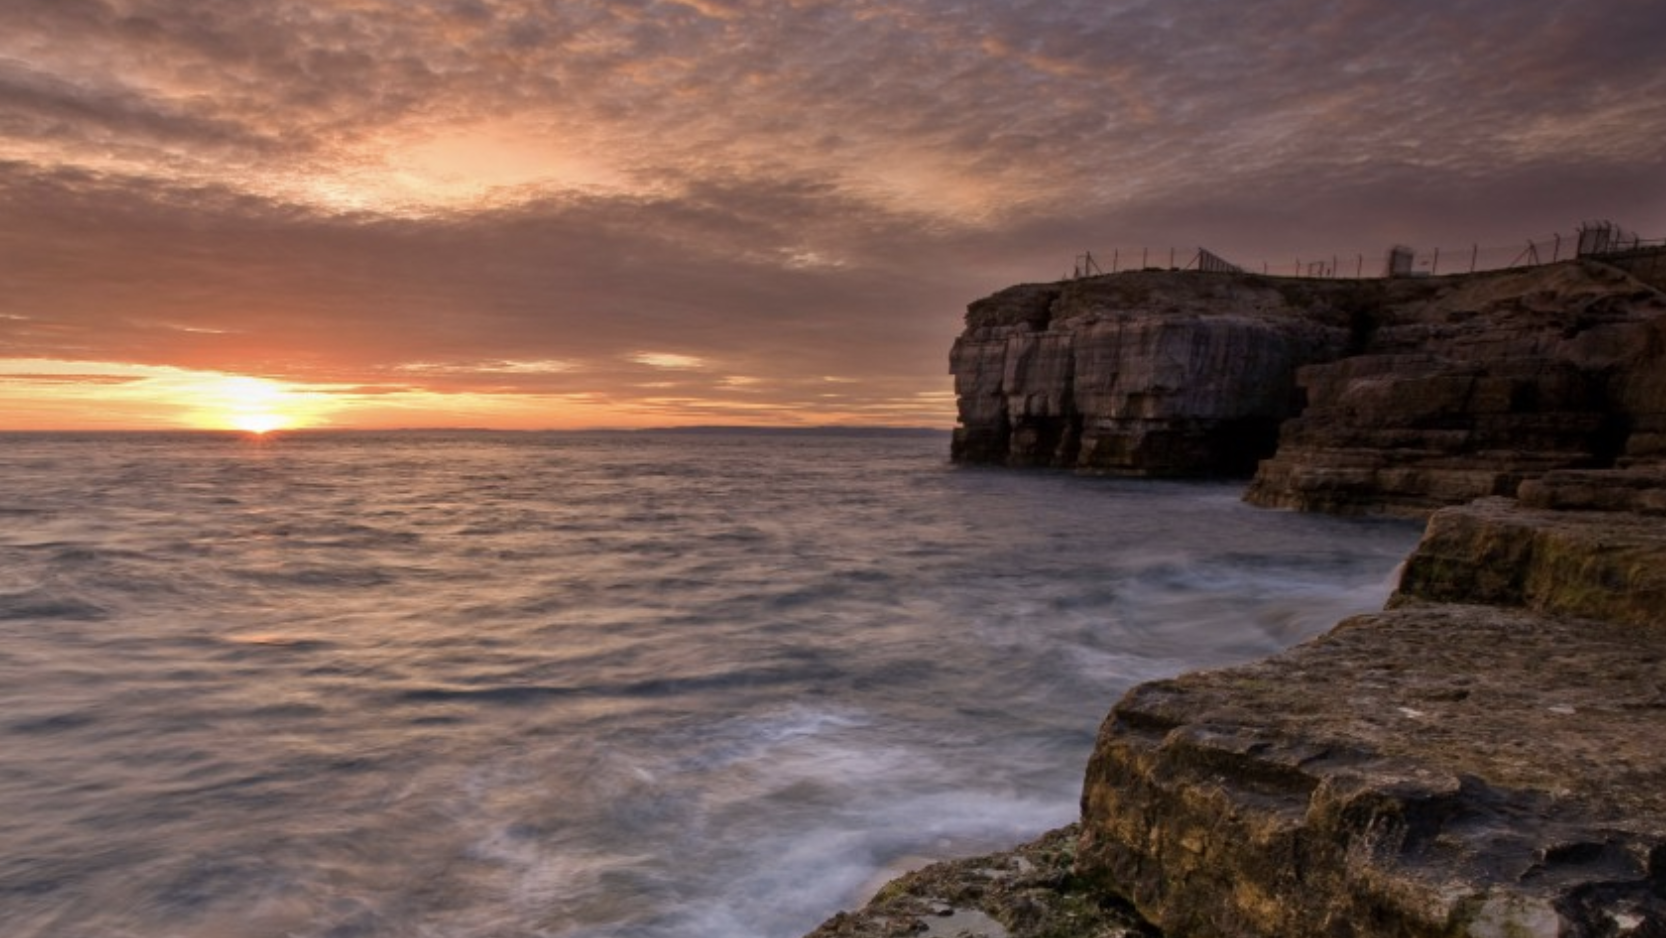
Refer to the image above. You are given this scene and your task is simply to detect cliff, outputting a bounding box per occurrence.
[802,257,1666,938]
[951,259,1666,516]
[950,272,1361,475]
[1247,263,1666,515]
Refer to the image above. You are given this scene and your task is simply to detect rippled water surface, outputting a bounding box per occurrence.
[0,431,1421,937]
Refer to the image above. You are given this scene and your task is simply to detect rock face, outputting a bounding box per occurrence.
[1397,484,1666,627]
[1245,263,1666,515]
[950,272,1359,475]
[951,259,1666,515]
[1074,471,1666,938]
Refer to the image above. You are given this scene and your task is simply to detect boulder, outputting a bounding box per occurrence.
[1076,601,1666,937]
[1074,478,1666,937]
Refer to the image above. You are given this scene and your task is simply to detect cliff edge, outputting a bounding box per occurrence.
[803,259,1666,938]
[951,259,1666,517]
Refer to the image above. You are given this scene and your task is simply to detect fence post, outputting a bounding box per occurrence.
[1112,248,1119,273]
[1356,254,1363,278]
[1552,234,1561,263]
[1470,244,1478,273]
[1431,247,1440,275]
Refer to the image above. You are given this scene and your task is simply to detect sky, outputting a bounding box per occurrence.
[3,0,1664,431]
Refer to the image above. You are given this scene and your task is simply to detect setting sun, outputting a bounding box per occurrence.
[199,374,301,433]
[229,412,288,434]
[192,375,306,433]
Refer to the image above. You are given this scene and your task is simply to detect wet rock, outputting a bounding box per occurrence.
[802,826,1157,938]
[1076,599,1666,937]
[1075,482,1666,937]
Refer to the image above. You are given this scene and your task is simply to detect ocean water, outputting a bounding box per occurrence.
[0,431,1421,938]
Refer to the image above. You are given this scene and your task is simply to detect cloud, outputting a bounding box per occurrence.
[631,353,707,369]
[2,0,1665,428]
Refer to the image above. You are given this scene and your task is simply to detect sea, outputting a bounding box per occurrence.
[0,430,1422,938]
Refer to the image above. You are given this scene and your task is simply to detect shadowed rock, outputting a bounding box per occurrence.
[950,259,1666,516]
[950,271,1356,475]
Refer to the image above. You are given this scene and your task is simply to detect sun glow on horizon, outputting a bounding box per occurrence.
[0,360,351,431]
[228,412,287,435]
[195,376,305,433]
[0,357,955,432]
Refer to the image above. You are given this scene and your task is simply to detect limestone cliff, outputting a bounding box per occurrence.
[951,259,1666,516]
[1076,471,1666,937]
[950,272,1360,475]
[802,258,1666,938]
[1246,263,1666,515]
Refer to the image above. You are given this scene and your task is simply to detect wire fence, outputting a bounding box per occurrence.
[1069,222,1666,282]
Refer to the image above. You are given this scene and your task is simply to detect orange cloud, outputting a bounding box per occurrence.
[2,0,1662,431]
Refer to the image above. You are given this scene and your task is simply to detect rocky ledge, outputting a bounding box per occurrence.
[809,470,1666,938]
[951,258,1666,517]
[1077,467,1666,937]
[1078,597,1666,937]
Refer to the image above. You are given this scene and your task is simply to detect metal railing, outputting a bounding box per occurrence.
[1068,222,1664,282]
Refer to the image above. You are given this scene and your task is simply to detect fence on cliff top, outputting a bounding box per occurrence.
[1068,221,1666,282]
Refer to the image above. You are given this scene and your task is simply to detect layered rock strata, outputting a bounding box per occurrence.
[1245,263,1666,515]
[949,273,1362,475]
[1074,473,1666,937]
[951,260,1666,516]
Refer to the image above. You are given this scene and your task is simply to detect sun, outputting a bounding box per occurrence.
[230,411,289,434]
[188,375,310,433]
